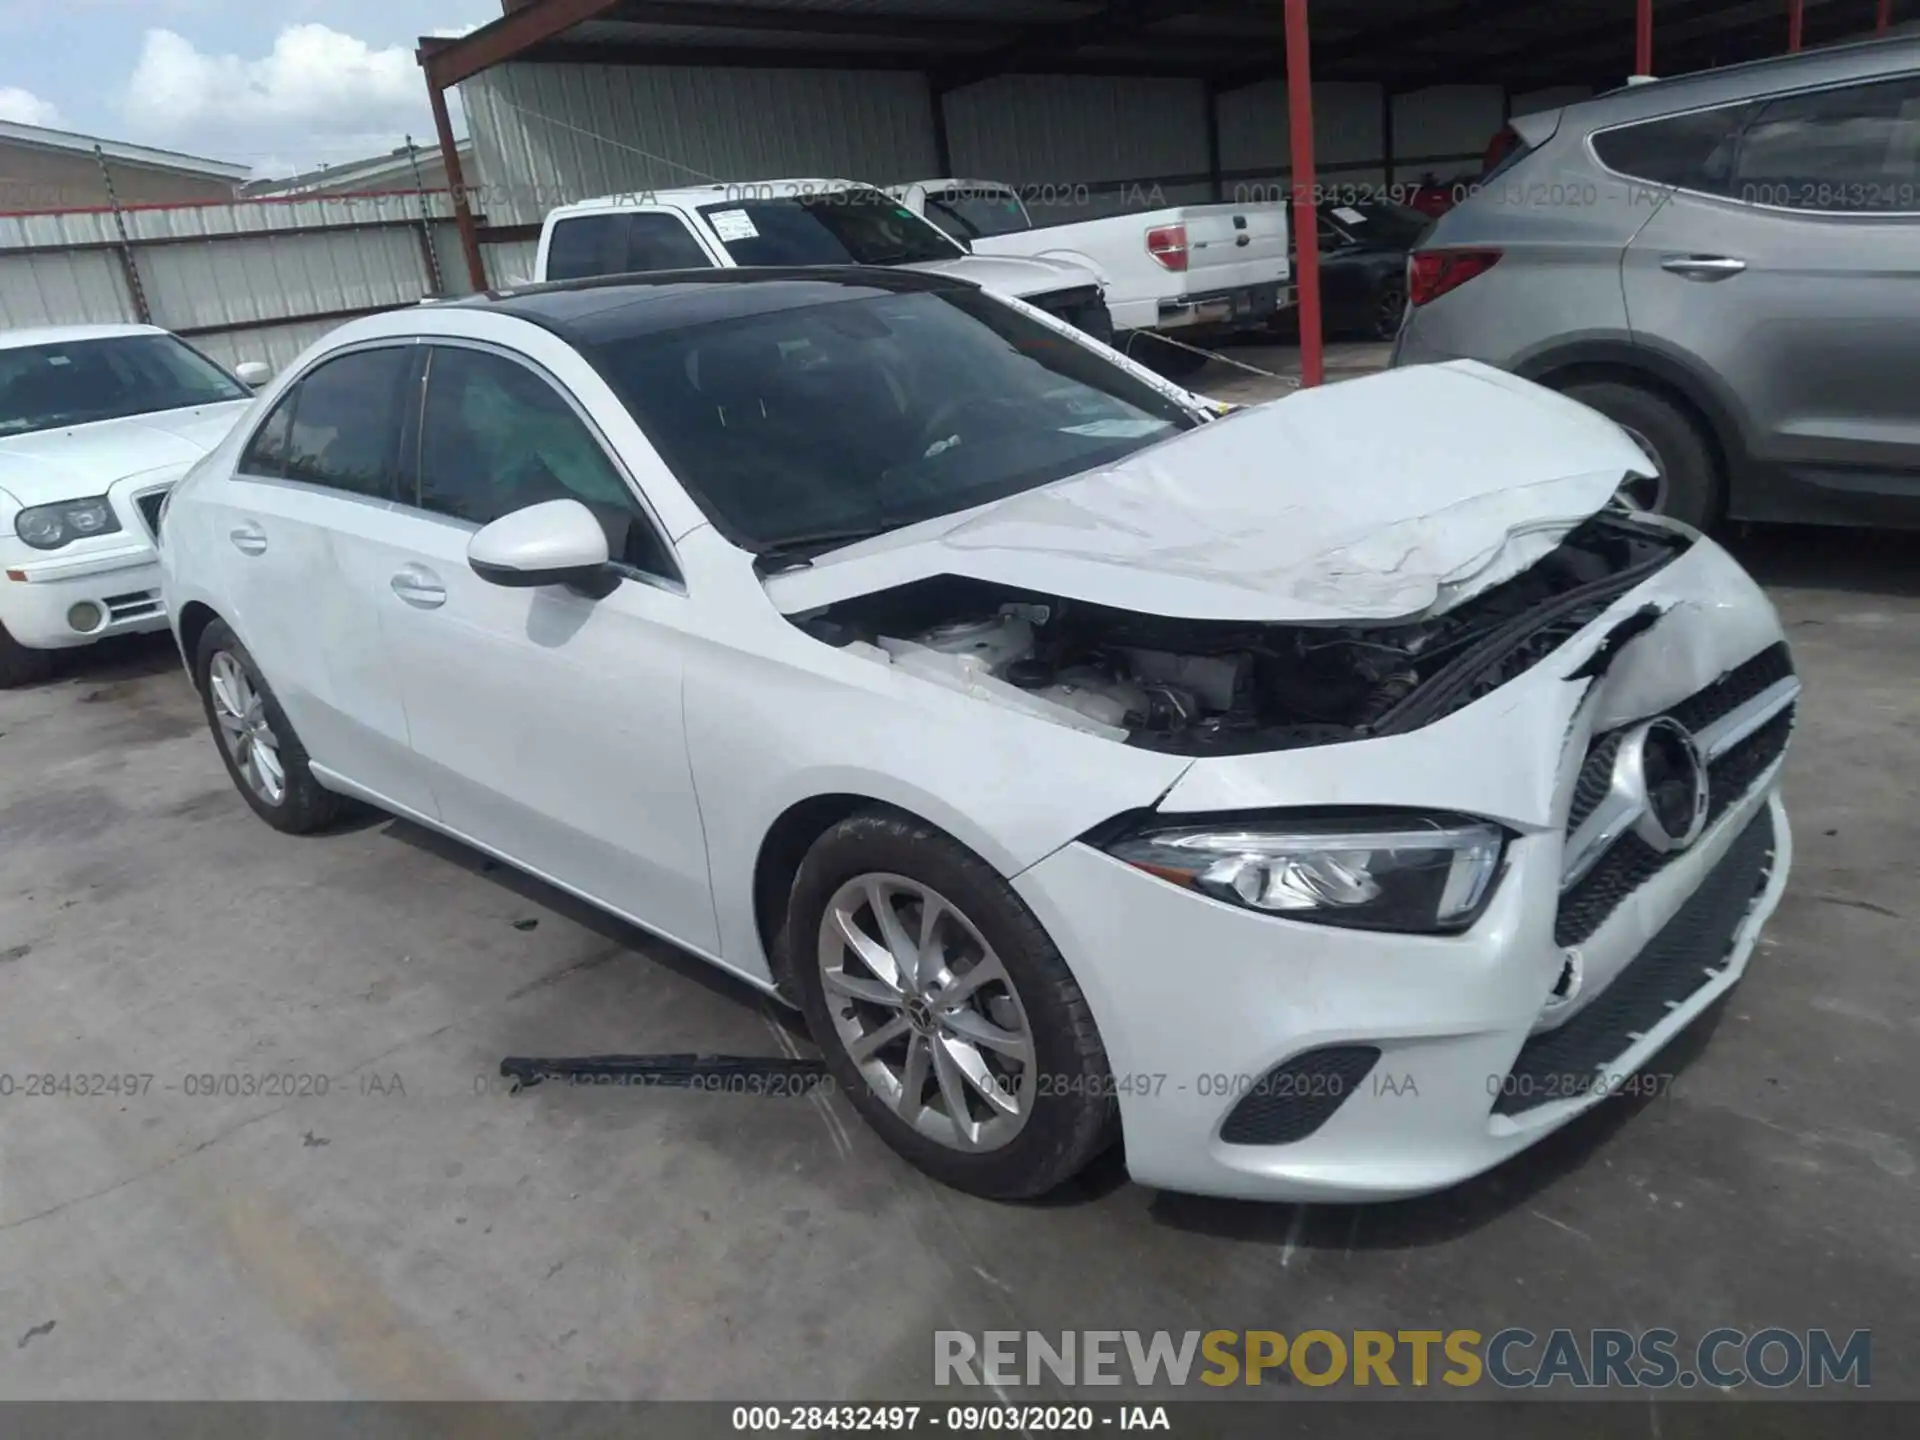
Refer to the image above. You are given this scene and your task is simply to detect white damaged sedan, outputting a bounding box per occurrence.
[159,269,1795,1201]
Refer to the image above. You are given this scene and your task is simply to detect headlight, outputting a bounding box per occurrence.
[1104,811,1507,933]
[16,496,121,551]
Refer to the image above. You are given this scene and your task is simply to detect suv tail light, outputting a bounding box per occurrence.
[1146,224,1189,272]
[1408,248,1501,306]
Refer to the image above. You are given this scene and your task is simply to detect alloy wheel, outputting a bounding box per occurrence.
[208,650,286,806]
[1614,423,1672,514]
[817,873,1037,1152]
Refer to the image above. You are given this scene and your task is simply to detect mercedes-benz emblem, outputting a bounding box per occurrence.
[1624,716,1710,853]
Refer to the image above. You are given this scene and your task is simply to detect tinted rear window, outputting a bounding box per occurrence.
[1591,103,1756,191]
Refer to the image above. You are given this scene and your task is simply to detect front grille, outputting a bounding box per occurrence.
[1556,702,1792,946]
[135,489,170,539]
[1556,643,1794,948]
[103,589,163,621]
[1496,808,1776,1116]
[1218,1045,1379,1146]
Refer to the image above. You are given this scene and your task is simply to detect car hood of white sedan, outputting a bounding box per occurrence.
[763,360,1658,624]
[903,251,1100,298]
[0,400,251,507]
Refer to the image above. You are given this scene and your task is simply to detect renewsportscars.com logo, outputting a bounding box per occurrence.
[935,1328,1871,1390]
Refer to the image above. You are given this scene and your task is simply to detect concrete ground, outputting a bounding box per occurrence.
[1,366,1916,1399]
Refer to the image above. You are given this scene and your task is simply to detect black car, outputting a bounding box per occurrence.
[1305,200,1431,341]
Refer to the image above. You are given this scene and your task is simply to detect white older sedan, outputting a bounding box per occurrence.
[159,269,1795,1201]
[0,323,262,685]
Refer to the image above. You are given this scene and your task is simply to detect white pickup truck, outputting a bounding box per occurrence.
[534,180,1114,344]
[891,179,1291,376]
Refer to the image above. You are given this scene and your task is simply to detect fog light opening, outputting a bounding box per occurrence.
[67,601,104,634]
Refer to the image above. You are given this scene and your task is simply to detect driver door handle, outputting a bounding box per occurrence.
[1660,254,1746,280]
[229,523,268,556]
[390,564,446,610]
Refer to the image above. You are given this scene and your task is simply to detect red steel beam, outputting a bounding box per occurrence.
[1787,0,1804,49]
[1879,0,1893,32]
[427,79,488,292]
[1284,0,1323,389]
[421,0,623,89]
[1636,0,1654,73]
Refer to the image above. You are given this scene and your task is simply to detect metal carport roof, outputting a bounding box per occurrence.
[417,0,1909,382]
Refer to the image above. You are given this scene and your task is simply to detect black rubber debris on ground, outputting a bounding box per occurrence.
[500,1053,829,1094]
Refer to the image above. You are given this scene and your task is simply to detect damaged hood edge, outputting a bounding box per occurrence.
[765,360,1654,625]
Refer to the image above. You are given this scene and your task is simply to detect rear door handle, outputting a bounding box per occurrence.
[1660,254,1746,280]
[229,523,268,556]
[389,564,446,610]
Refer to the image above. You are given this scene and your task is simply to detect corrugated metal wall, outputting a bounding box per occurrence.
[462,63,942,229]
[0,194,474,372]
[943,74,1212,222]
[462,61,1531,266]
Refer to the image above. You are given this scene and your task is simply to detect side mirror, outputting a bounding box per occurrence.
[234,360,272,388]
[468,499,616,597]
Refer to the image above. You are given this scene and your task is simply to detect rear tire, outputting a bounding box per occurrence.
[787,809,1117,1199]
[1559,380,1720,529]
[0,623,56,689]
[193,619,344,834]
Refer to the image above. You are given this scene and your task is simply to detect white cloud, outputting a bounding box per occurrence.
[123,24,456,173]
[0,85,61,127]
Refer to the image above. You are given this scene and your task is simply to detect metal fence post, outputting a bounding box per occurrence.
[92,144,152,325]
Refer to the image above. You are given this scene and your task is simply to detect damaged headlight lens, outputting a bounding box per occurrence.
[1104,812,1506,933]
[16,496,121,550]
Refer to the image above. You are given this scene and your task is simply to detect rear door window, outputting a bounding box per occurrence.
[282,348,413,500]
[546,213,713,280]
[1731,75,1920,212]
[1591,102,1756,192]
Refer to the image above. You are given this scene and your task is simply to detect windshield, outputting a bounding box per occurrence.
[923,187,1033,241]
[582,286,1198,553]
[1321,201,1431,249]
[0,334,247,437]
[696,189,962,268]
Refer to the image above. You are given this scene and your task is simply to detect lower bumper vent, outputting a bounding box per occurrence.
[1218,1044,1380,1146]
[1496,807,1776,1118]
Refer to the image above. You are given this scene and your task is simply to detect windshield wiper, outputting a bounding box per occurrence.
[751,524,900,575]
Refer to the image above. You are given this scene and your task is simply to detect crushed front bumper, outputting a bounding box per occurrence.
[1013,531,1795,1202]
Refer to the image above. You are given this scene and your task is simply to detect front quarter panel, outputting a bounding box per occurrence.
[675,529,1191,983]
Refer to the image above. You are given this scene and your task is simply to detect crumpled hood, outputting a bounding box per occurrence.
[903,251,1101,300]
[765,360,1656,624]
[0,401,250,509]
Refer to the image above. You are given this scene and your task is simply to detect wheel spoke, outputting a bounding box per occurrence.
[848,1013,910,1063]
[252,739,286,798]
[896,1033,930,1119]
[830,901,903,992]
[916,894,948,976]
[823,968,904,1008]
[940,1006,1031,1063]
[214,709,246,739]
[865,878,920,991]
[934,953,1008,1011]
[929,1035,977,1148]
[940,1036,1022,1117]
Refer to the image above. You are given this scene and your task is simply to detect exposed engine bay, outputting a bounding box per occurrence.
[792,513,1691,755]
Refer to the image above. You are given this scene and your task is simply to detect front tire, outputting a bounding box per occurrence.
[787,809,1117,1199]
[1560,380,1721,529]
[193,619,344,834]
[0,622,56,689]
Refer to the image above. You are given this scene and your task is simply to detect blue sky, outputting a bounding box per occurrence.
[0,0,498,178]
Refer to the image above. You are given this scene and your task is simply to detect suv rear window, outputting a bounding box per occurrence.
[1732,74,1920,212]
[1591,103,1756,191]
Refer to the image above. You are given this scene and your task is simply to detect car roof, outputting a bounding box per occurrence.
[448,266,970,344]
[0,322,167,352]
[549,179,866,219]
[1567,32,1920,126]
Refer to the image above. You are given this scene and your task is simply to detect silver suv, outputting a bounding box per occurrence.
[1393,36,1920,528]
